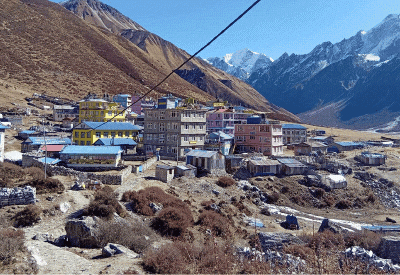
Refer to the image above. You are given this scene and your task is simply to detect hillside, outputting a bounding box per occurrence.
[60,0,299,121]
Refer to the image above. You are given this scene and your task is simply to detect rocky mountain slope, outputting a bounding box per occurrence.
[60,0,298,121]
[209,15,400,131]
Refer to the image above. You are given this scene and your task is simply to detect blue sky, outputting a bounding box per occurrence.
[52,0,399,60]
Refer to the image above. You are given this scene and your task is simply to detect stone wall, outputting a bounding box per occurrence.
[0,186,36,207]
[141,157,157,172]
[378,236,400,264]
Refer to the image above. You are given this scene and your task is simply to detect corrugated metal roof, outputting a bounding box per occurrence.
[156,165,175,170]
[93,138,137,146]
[40,145,65,152]
[38,157,61,165]
[0,125,9,130]
[361,151,385,158]
[278,158,308,167]
[82,122,141,131]
[186,150,218,158]
[336,141,364,147]
[25,137,72,145]
[248,157,280,166]
[209,131,234,140]
[282,124,307,129]
[60,145,122,155]
[19,130,35,134]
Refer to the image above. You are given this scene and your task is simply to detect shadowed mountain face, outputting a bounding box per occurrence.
[60,0,299,121]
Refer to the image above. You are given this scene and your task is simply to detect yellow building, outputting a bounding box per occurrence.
[78,99,126,123]
[73,121,141,145]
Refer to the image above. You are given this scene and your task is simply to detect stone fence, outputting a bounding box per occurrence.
[0,186,36,207]
[140,157,157,172]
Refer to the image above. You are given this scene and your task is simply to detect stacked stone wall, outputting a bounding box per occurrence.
[141,157,157,172]
[0,186,36,207]
[378,236,400,264]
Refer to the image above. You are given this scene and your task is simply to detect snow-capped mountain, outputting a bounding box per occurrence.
[212,14,400,131]
[206,49,273,80]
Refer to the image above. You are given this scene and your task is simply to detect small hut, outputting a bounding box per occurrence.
[185,150,225,173]
[358,152,386,166]
[247,157,281,176]
[155,165,175,183]
[175,165,197,178]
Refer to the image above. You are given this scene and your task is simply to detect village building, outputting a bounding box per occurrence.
[332,141,364,152]
[206,108,252,135]
[358,151,386,166]
[113,94,132,113]
[40,144,66,158]
[73,121,140,146]
[143,96,207,157]
[225,155,244,173]
[277,158,308,175]
[204,131,234,156]
[53,105,79,122]
[234,116,283,156]
[93,138,137,154]
[282,124,307,145]
[323,174,347,189]
[155,165,175,183]
[21,137,72,153]
[78,98,126,123]
[0,125,9,162]
[247,157,281,176]
[185,150,225,173]
[311,129,326,136]
[292,141,328,156]
[18,130,36,140]
[59,145,123,168]
[62,117,74,129]
[309,136,335,145]
[175,164,197,178]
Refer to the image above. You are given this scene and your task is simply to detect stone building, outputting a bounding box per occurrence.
[53,105,79,122]
[144,107,207,157]
[282,124,307,145]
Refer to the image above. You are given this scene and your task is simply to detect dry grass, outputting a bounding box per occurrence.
[83,186,127,219]
[0,228,25,265]
[13,204,41,227]
[216,177,236,188]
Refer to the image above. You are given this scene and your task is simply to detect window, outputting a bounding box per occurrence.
[104,132,109,138]
[86,141,91,145]
[118,132,122,137]
[199,125,203,130]
[184,136,188,141]
[160,134,165,139]
[86,132,90,138]
[191,136,195,141]
[80,141,85,145]
[185,124,189,130]
[171,111,177,117]
[111,132,115,137]
[173,123,178,130]
[125,131,130,137]
[160,123,165,131]
[108,111,112,116]
[101,111,104,116]
[75,131,79,138]
[148,123,152,129]
[81,132,85,138]
[237,126,243,132]
[147,134,152,140]
[250,136,255,140]
[200,136,203,141]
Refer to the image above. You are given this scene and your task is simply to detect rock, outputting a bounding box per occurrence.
[281,215,299,230]
[46,196,54,201]
[59,202,71,213]
[65,216,101,248]
[378,236,400,265]
[252,186,260,192]
[32,233,53,242]
[260,207,271,216]
[53,235,68,247]
[212,189,220,196]
[208,203,220,213]
[318,218,348,234]
[149,202,163,214]
[386,217,397,223]
[102,243,139,259]
[345,246,400,272]
[258,232,304,251]
[243,216,264,228]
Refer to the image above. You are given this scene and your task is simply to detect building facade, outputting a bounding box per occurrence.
[78,99,126,123]
[113,94,132,113]
[234,122,283,156]
[144,108,207,157]
[282,124,307,145]
[73,121,140,146]
[0,125,9,162]
[53,105,79,122]
[206,109,253,135]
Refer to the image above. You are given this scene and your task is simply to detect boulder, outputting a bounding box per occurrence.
[59,202,71,213]
[258,232,304,251]
[32,233,53,242]
[281,215,299,230]
[378,236,400,265]
[345,246,400,272]
[65,216,101,248]
[318,218,348,234]
[149,202,163,214]
[102,243,139,258]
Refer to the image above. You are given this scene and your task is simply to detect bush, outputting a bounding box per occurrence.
[25,178,65,194]
[0,162,25,187]
[344,230,382,252]
[97,218,156,253]
[151,206,194,237]
[266,192,280,203]
[13,205,42,227]
[0,228,25,265]
[260,207,271,216]
[313,188,325,199]
[83,186,126,219]
[216,176,235,188]
[197,210,231,237]
[335,199,352,209]
[25,167,45,181]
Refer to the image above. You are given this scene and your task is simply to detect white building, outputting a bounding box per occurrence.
[0,125,9,162]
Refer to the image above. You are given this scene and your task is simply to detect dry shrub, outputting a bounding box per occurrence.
[322,195,335,207]
[365,191,376,203]
[290,195,306,206]
[0,228,25,265]
[151,206,194,237]
[260,207,271,216]
[83,186,126,219]
[13,205,42,227]
[344,230,382,252]
[123,187,179,216]
[216,176,235,188]
[335,199,352,209]
[97,218,156,253]
[143,241,240,274]
[25,167,45,181]
[231,200,252,216]
[266,192,280,203]
[25,177,64,194]
[313,188,325,199]
[0,162,25,187]
[197,210,231,237]
[281,186,290,193]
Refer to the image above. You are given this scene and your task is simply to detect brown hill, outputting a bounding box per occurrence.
[0,0,298,122]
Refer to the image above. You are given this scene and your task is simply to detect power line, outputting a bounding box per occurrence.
[80,0,262,136]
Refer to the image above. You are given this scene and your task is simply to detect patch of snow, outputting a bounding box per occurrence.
[4,151,22,161]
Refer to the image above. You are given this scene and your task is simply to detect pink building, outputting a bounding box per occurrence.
[234,123,283,156]
[206,109,252,135]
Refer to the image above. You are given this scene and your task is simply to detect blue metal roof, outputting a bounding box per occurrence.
[0,125,9,130]
[282,124,307,129]
[361,151,385,158]
[336,141,364,147]
[82,122,141,131]
[19,130,35,134]
[60,145,122,155]
[38,157,61,165]
[186,150,218,158]
[93,138,137,146]
[24,137,72,145]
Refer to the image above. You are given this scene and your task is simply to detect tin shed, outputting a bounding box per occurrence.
[277,158,308,175]
[155,165,175,183]
[247,157,281,176]
[186,150,225,173]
